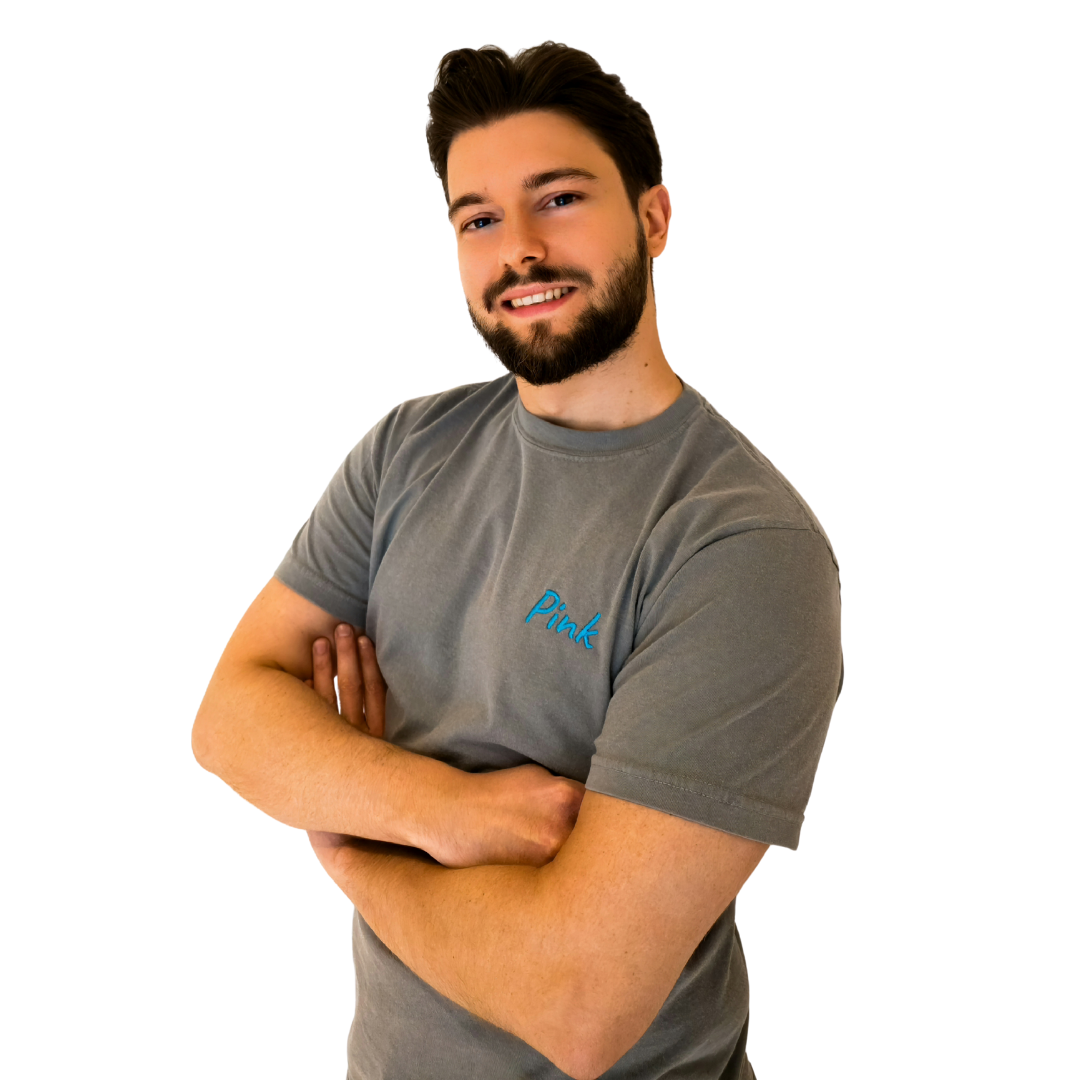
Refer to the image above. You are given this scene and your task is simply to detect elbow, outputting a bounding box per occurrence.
[519,927,659,1079]
[546,1026,633,1080]
[546,1047,605,1080]
[542,994,649,1080]
[191,657,261,779]
[191,692,232,778]
[191,707,219,773]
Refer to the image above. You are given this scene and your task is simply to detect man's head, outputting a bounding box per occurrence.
[427,44,669,387]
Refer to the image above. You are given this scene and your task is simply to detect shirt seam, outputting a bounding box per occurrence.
[511,401,701,461]
[717,411,836,563]
[589,759,803,825]
[277,558,366,612]
[635,525,836,641]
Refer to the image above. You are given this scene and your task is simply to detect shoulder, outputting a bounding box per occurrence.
[632,387,839,618]
[669,385,835,559]
[360,375,517,477]
[383,375,515,439]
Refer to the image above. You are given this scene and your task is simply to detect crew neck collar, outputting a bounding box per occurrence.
[512,380,700,455]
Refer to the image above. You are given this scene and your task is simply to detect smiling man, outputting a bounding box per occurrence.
[193,42,843,1080]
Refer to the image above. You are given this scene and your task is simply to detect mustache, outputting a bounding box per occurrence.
[483,264,595,312]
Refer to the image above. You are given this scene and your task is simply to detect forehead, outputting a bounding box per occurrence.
[446,110,619,199]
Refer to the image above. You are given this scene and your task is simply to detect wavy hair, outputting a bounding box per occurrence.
[426,42,662,209]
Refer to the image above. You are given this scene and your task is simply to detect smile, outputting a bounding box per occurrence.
[501,286,577,316]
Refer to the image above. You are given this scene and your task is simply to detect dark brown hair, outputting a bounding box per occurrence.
[426,42,662,209]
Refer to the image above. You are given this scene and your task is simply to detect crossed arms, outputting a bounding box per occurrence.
[192,577,766,1080]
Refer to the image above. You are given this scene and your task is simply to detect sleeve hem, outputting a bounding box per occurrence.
[274,558,367,627]
[585,759,804,850]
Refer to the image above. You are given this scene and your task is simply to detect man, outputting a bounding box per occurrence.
[193,42,842,1080]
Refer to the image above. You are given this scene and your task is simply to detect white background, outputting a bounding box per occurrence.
[2,2,1076,1077]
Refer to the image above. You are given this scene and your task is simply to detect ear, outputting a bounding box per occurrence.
[639,184,672,258]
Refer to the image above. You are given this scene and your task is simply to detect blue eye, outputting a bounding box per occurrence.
[464,216,495,231]
[549,193,577,208]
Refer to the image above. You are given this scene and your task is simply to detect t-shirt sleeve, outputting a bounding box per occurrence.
[586,527,843,849]
[274,425,382,628]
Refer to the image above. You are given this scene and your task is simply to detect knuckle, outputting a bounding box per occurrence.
[541,827,565,860]
[555,780,577,807]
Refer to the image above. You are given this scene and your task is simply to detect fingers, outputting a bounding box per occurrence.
[335,623,366,731]
[309,627,383,739]
[359,636,387,739]
[311,638,337,708]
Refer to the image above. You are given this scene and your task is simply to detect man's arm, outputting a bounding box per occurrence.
[310,793,766,1080]
[192,578,584,866]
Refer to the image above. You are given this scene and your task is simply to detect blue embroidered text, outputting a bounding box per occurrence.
[524,589,602,650]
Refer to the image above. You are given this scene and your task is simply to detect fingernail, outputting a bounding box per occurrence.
[359,636,370,649]
[336,624,351,638]
[314,638,328,654]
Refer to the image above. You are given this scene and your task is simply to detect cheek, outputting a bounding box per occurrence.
[457,251,487,302]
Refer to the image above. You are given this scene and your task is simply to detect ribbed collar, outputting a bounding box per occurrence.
[512,380,700,455]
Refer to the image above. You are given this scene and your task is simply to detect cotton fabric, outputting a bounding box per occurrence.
[276,375,842,1078]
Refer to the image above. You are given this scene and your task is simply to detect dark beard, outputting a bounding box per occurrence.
[467,223,651,387]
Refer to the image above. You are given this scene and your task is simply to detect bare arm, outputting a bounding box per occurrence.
[310,798,766,1080]
[304,639,766,1078]
[192,577,454,848]
[192,578,584,865]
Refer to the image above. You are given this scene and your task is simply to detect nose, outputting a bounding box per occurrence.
[498,212,547,270]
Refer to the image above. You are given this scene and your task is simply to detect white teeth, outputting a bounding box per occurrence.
[508,287,570,309]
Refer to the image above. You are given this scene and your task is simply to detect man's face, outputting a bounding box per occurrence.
[446,110,651,387]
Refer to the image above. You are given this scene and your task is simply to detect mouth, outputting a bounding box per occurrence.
[500,285,578,318]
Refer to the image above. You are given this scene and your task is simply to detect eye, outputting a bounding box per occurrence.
[462,216,496,232]
[546,193,579,209]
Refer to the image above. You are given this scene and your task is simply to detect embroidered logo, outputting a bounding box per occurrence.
[525,589,602,650]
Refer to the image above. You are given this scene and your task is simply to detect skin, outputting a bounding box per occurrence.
[307,625,765,1080]
[194,110,767,1080]
[449,109,683,431]
[192,579,585,869]
[302,113,767,1080]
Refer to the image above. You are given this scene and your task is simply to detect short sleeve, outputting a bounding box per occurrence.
[274,426,382,628]
[586,528,842,849]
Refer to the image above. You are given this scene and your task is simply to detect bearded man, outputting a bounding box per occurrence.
[193,41,843,1080]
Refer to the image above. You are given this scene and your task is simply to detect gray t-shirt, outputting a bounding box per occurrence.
[276,375,842,1079]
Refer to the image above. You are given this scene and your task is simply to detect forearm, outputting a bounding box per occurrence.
[193,660,463,848]
[321,841,590,1075]
[311,793,746,1078]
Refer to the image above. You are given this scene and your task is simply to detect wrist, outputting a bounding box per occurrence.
[389,749,473,862]
[405,760,476,865]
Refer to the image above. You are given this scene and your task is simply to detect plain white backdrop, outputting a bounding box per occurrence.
[2,2,1076,1076]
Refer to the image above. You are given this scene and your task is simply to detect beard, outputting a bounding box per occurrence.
[467,222,651,387]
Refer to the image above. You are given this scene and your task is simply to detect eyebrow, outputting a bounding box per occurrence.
[447,167,600,222]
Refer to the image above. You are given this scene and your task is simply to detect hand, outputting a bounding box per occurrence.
[310,626,585,869]
[433,764,586,869]
[305,624,387,864]
[306,623,387,738]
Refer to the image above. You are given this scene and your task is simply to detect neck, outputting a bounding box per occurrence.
[515,291,681,432]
